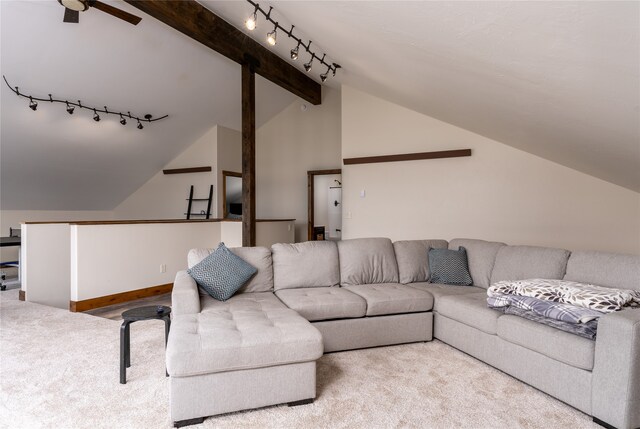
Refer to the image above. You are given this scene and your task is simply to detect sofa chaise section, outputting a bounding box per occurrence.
[168,246,323,427]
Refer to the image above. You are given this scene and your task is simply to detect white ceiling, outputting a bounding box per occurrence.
[212,0,639,191]
[2,1,638,212]
[0,0,296,210]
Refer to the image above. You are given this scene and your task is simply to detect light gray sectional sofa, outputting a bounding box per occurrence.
[168,237,640,429]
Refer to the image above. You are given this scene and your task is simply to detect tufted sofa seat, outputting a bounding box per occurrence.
[168,293,323,377]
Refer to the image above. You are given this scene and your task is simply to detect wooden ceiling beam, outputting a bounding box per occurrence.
[123,0,321,105]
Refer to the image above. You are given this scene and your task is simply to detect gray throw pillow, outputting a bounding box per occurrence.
[428,246,473,286]
[187,242,257,301]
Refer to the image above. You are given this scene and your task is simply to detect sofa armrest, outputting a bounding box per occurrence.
[592,308,640,429]
[171,270,200,316]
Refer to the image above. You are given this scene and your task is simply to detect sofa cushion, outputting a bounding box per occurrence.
[167,292,323,377]
[393,239,448,284]
[408,282,485,311]
[437,293,502,335]
[564,251,640,291]
[275,287,367,321]
[188,246,274,293]
[343,283,433,316]
[490,245,570,285]
[338,238,399,285]
[428,247,473,286]
[187,243,257,301]
[497,314,595,370]
[449,238,506,288]
[272,241,340,291]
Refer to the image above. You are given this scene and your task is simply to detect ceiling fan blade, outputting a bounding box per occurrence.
[63,8,80,23]
[91,1,141,25]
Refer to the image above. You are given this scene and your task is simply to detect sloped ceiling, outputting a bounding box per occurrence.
[211,0,640,192]
[2,1,639,213]
[0,0,295,210]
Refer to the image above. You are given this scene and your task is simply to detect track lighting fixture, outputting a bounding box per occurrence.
[3,75,167,129]
[243,0,341,81]
[266,22,278,46]
[245,4,259,30]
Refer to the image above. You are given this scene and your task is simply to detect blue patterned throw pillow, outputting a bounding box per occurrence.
[428,246,473,286]
[187,242,257,301]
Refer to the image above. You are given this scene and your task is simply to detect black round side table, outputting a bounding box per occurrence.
[120,305,171,384]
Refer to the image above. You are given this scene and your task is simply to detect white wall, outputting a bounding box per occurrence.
[114,126,218,219]
[341,86,640,255]
[0,210,112,264]
[256,87,342,241]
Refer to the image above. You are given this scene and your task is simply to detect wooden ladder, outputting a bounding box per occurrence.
[185,185,213,219]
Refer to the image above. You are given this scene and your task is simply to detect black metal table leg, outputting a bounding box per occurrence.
[125,322,131,368]
[120,321,129,384]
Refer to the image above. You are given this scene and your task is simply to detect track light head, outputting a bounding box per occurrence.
[304,60,313,73]
[137,120,144,130]
[93,109,100,122]
[29,96,37,111]
[290,45,299,60]
[332,63,341,77]
[245,4,259,31]
[66,102,74,114]
[266,23,277,46]
[320,72,328,83]
[120,114,127,125]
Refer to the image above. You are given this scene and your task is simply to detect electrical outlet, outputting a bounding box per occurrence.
[345,211,352,219]
[160,264,166,273]
[287,223,291,231]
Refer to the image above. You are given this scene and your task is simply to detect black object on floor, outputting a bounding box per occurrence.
[120,305,171,384]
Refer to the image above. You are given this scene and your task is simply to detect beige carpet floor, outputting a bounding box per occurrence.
[0,289,598,429]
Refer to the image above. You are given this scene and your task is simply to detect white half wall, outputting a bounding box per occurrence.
[21,223,71,309]
[70,222,221,301]
[0,210,112,264]
[256,87,342,242]
[341,86,640,255]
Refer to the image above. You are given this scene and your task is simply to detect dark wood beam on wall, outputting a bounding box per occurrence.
[242,61,257,247]
[123,0,321,105]
[343,149,472,165]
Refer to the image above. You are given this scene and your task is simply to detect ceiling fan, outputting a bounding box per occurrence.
[58,0,142,25]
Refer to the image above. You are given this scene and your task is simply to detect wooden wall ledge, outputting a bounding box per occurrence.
[163,166,212,174]
[343,149,471,165]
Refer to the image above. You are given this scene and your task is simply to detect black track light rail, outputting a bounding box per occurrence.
[3,75,168,126]
[246,0,341,77]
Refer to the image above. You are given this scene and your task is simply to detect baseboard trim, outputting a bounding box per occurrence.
[19,290,25,301]
[69,283,173,312]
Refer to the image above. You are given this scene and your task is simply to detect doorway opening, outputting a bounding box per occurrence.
[307,169,342,241]
[222,170,242,219]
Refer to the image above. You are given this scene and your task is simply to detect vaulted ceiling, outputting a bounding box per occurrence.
[2,1,638,212]
[211,0,639,191]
